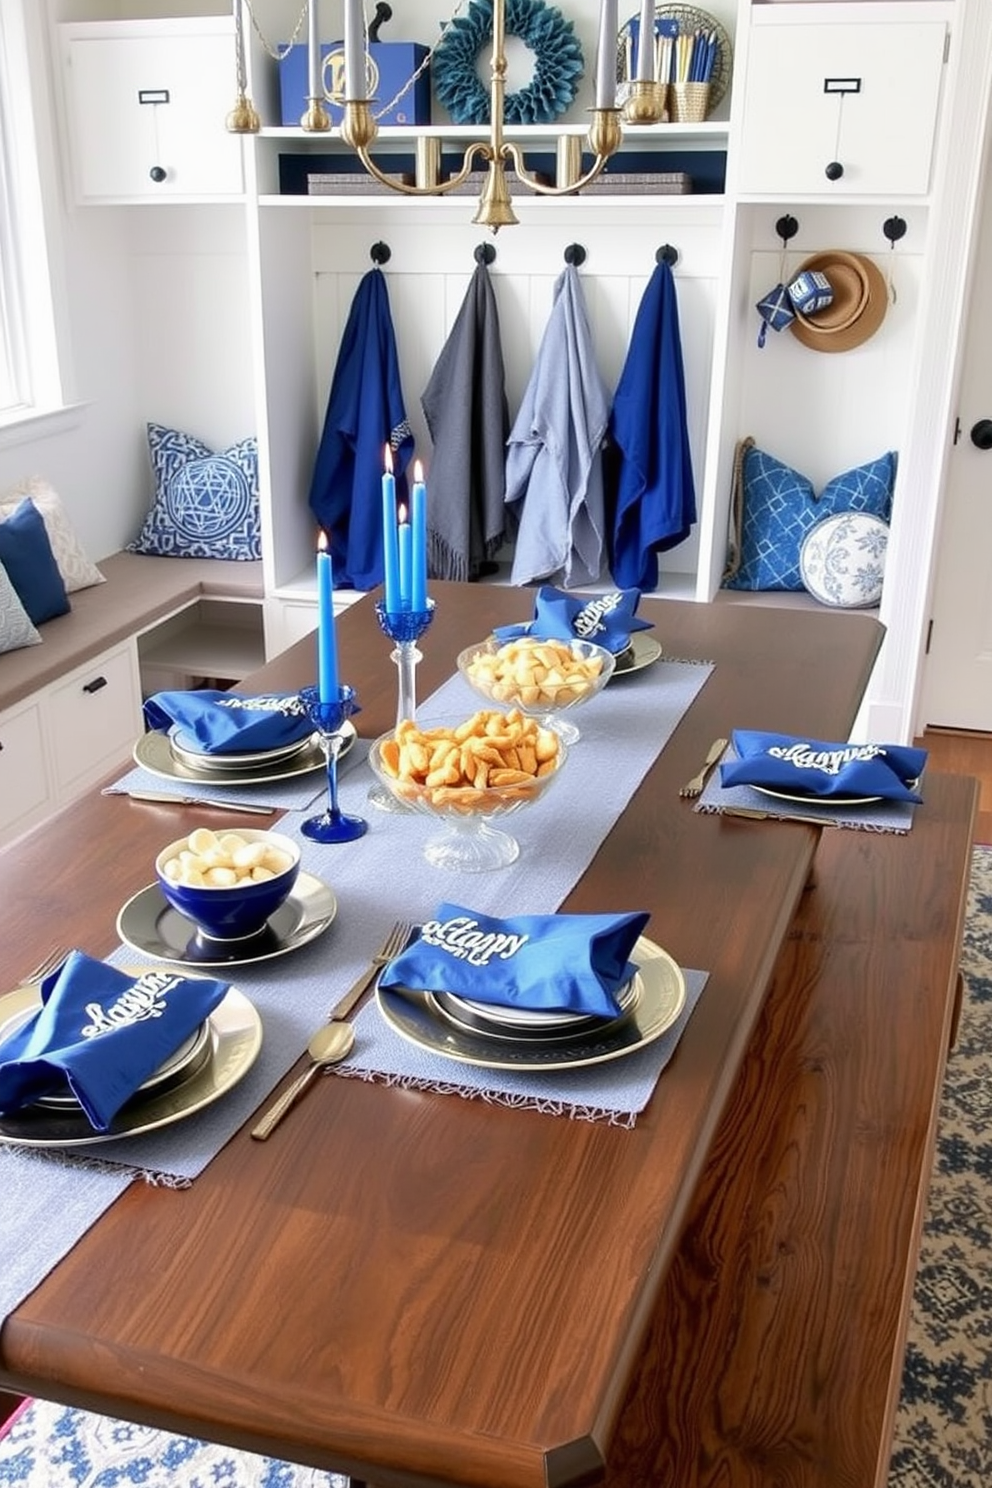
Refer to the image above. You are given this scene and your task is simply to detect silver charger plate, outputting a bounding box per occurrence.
[116,871,338,966]
[133,722,355,787]
[0,980,262,1147]
[611,633,663,677]
[168,728,312,772]
[376,936,685,1072]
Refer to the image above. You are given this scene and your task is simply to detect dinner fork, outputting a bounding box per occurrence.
[336,918,414,1010]
[679,737,729,799]
[17,946,69,986]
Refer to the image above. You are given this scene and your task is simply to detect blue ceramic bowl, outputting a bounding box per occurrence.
[155,828,301,943]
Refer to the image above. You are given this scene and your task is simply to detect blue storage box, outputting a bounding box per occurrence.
[279,42,431,127]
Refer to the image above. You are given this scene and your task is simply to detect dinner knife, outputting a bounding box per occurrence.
[722,806,841,828]
[117,789,276,817]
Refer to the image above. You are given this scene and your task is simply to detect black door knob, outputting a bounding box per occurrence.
[825,160,844,181]
[149,165,167,183]
[971,419,992,450]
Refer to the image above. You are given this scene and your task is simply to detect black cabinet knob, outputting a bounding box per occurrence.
[149,165,167,183]
[970,419,992,450]
[825,160,844,181]
[82,675,108,695]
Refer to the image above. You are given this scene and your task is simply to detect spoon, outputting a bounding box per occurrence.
[250,1022,356,1140]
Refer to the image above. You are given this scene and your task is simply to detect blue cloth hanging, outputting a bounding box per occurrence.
[308,267,414,590]
[607,260,696,590]
[421,262,509,581]
[505,263,611,588]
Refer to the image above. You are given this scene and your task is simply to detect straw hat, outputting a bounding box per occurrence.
[789,251,887,352]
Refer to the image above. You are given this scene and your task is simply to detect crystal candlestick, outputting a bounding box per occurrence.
[369,600,436,812]
[300,684,368,843]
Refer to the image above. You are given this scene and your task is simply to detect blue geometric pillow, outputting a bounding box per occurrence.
[128,424,261,561]
[724,447,896,592]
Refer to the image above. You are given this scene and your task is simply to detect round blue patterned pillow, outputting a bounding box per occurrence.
[799,511,888,609]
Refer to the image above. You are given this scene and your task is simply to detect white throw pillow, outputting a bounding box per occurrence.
[0,477,105,592]
[799,511,888,609]
[0,559,42,653]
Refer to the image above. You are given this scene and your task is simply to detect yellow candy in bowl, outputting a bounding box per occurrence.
[368,709,566,871]
[456,635,615,744]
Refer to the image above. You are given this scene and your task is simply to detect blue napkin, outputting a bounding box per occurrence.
[142,690,311,756]
[380,904,651,1019]
[719,730,927,803]
[0,952,230,1132]
[492,585,653,656]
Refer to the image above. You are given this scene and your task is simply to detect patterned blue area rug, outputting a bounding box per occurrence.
[888,844,992,1487]
[2,849,991,1487]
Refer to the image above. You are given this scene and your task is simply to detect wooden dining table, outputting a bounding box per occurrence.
[0,581,951,1488]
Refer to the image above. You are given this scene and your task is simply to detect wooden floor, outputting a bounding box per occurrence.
[917,728,992,842]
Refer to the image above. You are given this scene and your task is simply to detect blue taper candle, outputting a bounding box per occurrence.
[317,531,339,703]
[397,502,412,611]
[410,458,427,613]
[381,445,400,612]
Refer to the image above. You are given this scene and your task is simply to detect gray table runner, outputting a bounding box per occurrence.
[1,658,711,1321]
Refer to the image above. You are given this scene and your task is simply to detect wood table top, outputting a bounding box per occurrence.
[0,583,884,1488]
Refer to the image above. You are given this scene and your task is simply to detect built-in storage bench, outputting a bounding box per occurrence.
[0,553,263,846]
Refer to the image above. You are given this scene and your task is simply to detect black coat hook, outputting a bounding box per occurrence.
[368,2,392,43]
[883,215,907,246]
[474,242,496,265]
[775,213,799,246]
[370,241,391,265]
[656,244,679,267]
[564,243,586,266]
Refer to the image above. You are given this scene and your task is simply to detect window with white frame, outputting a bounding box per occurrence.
[0,0,70,427]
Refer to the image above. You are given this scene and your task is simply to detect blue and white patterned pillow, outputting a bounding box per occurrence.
[724,447,896,592]
[128,424,261,560]
[0,559,42,653]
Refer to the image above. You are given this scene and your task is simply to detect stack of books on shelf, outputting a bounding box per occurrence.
[578,170,692,195]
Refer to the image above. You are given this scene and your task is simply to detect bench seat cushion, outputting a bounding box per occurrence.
[0,552,263,713]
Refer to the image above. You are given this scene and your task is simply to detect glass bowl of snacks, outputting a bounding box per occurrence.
[456,635,615,744]
[155,827,300,944]
[368,709,567,871]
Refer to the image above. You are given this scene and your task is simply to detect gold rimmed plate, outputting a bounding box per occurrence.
[611,633,663,677]
[0,979,262,1147]
[116,871,338,967]
[376,936,685,1072]
[134,723,354,787]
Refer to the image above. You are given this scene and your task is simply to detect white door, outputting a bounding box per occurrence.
[920,127,992,730]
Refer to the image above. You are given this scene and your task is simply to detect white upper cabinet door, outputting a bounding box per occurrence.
[60,20,243,202]
[736,19,948,196]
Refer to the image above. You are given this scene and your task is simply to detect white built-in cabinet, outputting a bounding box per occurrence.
[0,639,143,844]
[59,16,243,201]
[47,1,992,742]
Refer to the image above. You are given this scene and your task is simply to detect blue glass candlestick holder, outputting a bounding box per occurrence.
[369,600,436,812]
[300,684,368,843]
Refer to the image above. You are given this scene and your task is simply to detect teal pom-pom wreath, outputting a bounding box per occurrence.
[433,0,584,126]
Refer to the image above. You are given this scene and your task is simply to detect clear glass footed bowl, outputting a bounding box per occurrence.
[456,635,615,744]
[368,713,568,871]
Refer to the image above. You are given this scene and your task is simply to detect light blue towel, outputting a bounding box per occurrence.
[506,264,611,587]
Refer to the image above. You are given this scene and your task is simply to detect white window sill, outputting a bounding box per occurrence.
[0,401,88,451]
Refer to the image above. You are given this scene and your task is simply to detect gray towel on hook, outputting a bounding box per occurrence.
[421,261,509,581]
[505,263,611,588]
